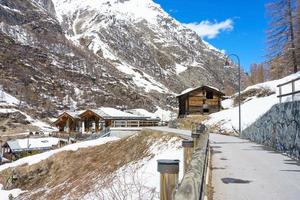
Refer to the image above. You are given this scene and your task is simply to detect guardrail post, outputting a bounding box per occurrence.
[191,133,200,150]
[157,159,180,200]
[182,140,194,173]
[292,81,295,101]
[279,86,282,103]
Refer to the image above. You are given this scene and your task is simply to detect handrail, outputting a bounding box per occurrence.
[277,76,300,87]
[277,76,300,103]
[174,133,209,200]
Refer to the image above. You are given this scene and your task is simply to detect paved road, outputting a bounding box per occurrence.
[210,133,300,200]
[144,126,191,139]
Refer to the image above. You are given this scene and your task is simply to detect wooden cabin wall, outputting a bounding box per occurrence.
[178,88,222,117]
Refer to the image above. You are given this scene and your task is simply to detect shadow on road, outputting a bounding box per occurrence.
[221,177,252,184]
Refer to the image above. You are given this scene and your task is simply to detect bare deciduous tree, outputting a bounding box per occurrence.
[266,0,299,76]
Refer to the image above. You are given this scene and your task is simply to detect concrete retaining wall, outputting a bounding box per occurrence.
[241,101,300,159]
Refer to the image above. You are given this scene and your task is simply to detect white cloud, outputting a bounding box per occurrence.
[183,19,233,39]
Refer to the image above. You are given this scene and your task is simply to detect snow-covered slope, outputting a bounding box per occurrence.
[0,86,19,107]
[0,87,55,134]
[205,72,300,134]
[0,132,183,200]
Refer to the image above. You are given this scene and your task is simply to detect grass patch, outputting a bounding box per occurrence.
[173,115,208,130]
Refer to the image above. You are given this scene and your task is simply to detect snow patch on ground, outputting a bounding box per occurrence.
[0,184,24,200]
[221,98,233,109]
[0,86,20,106]
[84,136,183,200]
[175,63,187,74]
[115,63,169,93]
[126,108,160,119]
[154,106,176,121]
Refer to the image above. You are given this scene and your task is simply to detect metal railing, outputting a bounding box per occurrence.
[277,76,300,103]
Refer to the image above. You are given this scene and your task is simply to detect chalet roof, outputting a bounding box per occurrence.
[52,110,83,125]
[176,85,225,97]
[89,107,148,120]
[5,137,59,153]
[57,110,83,119]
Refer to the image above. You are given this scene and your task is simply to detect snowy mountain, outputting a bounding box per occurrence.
[0,0,244,118]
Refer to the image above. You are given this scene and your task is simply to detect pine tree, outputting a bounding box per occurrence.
[266,0,298,75]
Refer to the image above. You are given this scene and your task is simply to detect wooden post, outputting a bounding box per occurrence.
[191,133,200,150]
[279,86,282,103]
[157,159,180,200]
[182,140,194,173]
[292,81,295,101]
[66,118,70,133]
[81,121,85,134]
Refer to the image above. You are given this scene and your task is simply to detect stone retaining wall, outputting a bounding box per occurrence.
[241,101,300,159]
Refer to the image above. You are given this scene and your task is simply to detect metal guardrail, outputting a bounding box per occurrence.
[277,76,300,103]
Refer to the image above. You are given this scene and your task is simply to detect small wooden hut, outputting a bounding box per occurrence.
[177,85,225,117]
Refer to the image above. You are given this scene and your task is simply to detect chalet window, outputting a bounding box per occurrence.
[203,104,209,113]
[206,91,213,99]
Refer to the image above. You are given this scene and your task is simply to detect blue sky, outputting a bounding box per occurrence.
[153,0,271,72]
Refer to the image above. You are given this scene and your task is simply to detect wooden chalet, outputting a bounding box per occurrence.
[52,107,161,136]
[177,85,225,117]
[52,111,81,134]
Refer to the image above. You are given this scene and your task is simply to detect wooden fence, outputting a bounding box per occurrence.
[156,125,210,200]
[174,133,209,200]
[277,76,300,103]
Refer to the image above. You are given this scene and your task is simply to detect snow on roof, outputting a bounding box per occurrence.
[177,85,224,97]
[6,137,60,152]
[125,109,160,120]
[57,110,85,119]
[92,107,146,120]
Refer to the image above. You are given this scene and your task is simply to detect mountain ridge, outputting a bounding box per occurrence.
[0,0,245,119]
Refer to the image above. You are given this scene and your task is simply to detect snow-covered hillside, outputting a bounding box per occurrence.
[205,72,300,134]
[0,87,55,135]
[0,132,183,200]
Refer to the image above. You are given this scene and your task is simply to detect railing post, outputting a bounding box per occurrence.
[182,140,194,173]
[157,159,180,200]
[292,81,295,102]
[279,86,282,103]
[191,133,200,150]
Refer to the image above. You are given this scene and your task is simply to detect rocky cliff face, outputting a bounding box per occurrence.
[0,0,244,119]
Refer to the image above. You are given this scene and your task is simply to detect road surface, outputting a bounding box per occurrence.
[210,133,300,200]
[144,126,191,139]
